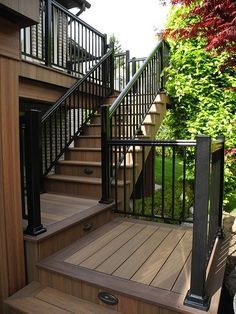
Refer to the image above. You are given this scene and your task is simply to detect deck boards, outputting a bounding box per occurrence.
[64,218,192,293]
[28,193,98,227]
[38,218,229,314]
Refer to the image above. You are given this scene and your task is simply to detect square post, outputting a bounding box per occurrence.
[24,110,46,235]
[184,135,211,311]
[99,105,113,204]
[45,0,52,66]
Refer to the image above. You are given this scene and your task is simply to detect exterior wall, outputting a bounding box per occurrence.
[0,0,39,26]
[0,17,25,311]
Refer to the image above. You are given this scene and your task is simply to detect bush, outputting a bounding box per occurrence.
[159,6,236,210]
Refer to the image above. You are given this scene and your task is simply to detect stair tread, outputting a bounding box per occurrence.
[68,147,101,152]
[58,160,101,166]
[47,175,102,184]
[5,281,120,314]
[47,174,130,185]
[77,135,101,139]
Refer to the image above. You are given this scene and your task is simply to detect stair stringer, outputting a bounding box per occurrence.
[114,95,167,210]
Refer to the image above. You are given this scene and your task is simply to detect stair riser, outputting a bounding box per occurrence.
[65,150,101,162]
[38,268,170,314]
[91,115,101,124]
[56,163,133,181]
[74,137,101,148]
[84,125,101,136]
[56,164,101,178]
[45,179,130,200]
[24,207,113,282]
[45,180,102,198]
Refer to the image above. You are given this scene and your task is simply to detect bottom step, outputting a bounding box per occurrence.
[4,281,121,314]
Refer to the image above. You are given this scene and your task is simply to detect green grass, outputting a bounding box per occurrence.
[134,154,194,221]
[155,155,183,186]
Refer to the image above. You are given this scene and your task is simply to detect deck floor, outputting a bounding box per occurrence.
[39,193,98,226]
[23,193,98,229]
[40,218,193,297]
[64,218,192,294]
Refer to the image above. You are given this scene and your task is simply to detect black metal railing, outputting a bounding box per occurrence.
[21,0,107,76]
[114,52,146,92]
[100,40,169,203]
[184,135,225,311]
[102,134,224,310]
[114,51,130,91]
[41,49,113,175]
[107,139,196,222]
[20,49,113,234]
[109,40,168,141]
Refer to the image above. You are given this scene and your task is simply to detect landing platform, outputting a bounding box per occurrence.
[38,217,228,313]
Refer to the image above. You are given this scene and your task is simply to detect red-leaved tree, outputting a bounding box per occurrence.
[162,0,236,66]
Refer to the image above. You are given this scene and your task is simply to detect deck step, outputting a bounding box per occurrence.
[45,174,130,198]
[56,160,102,177]
[65,147,101,162]
[74,135,101,148]
[4,281,120,314]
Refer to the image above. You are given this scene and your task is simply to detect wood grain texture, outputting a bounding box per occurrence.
[0,17,19,60]
[0,0,39,26]
[24,199,114,282]
[20,61,76,89]
[0,46,25,311]
[4,282,121,314]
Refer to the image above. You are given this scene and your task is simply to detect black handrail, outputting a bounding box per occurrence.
[42,50,113,122]
[100,40,169,203]
[42,49,113,176]
[110,40,163,117]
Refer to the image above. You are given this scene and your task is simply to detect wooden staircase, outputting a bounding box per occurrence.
[44,94,167,203]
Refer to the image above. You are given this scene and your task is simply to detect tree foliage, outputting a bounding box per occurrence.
[158,6,236,209]
[162,0,236,67]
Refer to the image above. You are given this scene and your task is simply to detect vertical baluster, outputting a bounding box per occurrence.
[132,144,136,214]
[161,146,165,218]
[123,145,127,213]
[171,146,176,219]
[142,145,145,216]
[54,111,57,159]
[182,147,186,219]
[151,145,155,217]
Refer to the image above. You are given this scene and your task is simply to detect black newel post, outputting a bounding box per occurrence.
[184,135,211,311]
[99,105,113,204]
[45,0,52,67]
[24,110,46,236]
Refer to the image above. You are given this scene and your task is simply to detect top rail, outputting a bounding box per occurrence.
[52,0,106,38]
[42,49,113,122]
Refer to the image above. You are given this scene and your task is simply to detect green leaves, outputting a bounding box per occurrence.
[159,5,236,210]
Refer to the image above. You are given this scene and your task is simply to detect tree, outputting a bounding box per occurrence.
[161,0,236,66]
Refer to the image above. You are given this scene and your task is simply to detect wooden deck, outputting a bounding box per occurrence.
[39,193,98,226]
[64,218,192,293]
[38,218,202,313]
[36,217,229,313]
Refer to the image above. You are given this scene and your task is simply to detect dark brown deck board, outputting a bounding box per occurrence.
[113,226,171,280]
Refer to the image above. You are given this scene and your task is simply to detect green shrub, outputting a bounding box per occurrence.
[158,6,236,210]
